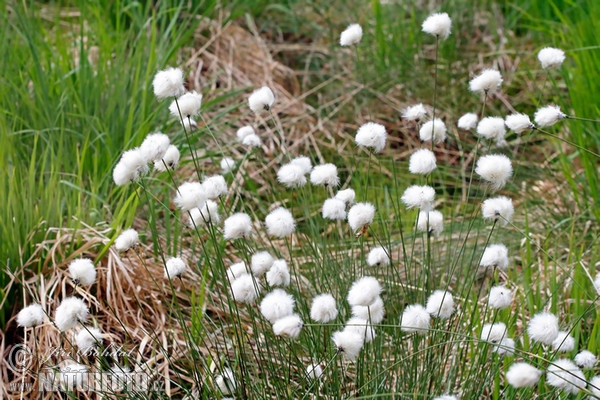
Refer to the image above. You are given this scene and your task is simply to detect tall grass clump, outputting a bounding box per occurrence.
[3,1,600,399]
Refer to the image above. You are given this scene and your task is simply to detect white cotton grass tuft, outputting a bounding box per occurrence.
[458,113,478,130]
[546,359,586,394]
[272,314,303,339]
[401,185,435,211]
[265,207,295,238]
[335,188,356,207]
[355,122,387,153]
[68,258,97,286]
[595,273,600,295]
[339,23,363,46]
[17,304,45,328]
[495,337,516,356]
[236,126,255,142]
[114,229,139,251]
[306,364,323,380]
[266,259,291,287]
[409,149,436,175]
[251,251,274,277]
[169,91,202,119]
[174,182,206,212]
[223,212,252,240]
[551,331,575,353]
[322,198,347,220]
[347,276,382,307]
[139,132,170,163]
[277,163,307,188]
[54,297,89,331]
[187,200,220,228]
[481,196,514,225]
[260,289,295,324]
[421,12,452,39]
[182,117,197,130]
[506,362,542,388]
[352,296,385,324]
[310,163,339,187]
[202,175,228,200]
[425,290,454,319]
[400,304,430,334]
[220,157,236,174]
[344,317,376,343]
[574,350,596,369]
[113,148,149,186]
[290,156,312,174]
[226,262,249,282]
[367,246,390,267]
[75,326,104,354]
[248,86,275,113]
[469,69,503,93]
[534,105,567,127]
[419,118,447,144]
[416,210,444,237]
[488,285,513,309]
[402,103,427,121]
[590,376,600,397]
[347,202,376,233]
[310,294,338,323]
[164,257,186,279]
[480,244,509,270]
[154,145,180,172]
[215,368,236,395]
[527,312,559,345]
[538,47,566,69]
[505,113,534,133]
[332,330,364,361]
[480,322,508,344]
[230,275,261,304]
[242,134,262,148]
[152,67,185,99]
[476,117,507,144]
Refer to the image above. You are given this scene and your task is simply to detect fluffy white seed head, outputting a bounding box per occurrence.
[75,327,104,354]
[175,182,206,211]
[277,163,307,188]
[527,312,559,345]
[402,103,427,121]
[476,117,507,144]
[265,207,295,237]
[215,368,236,395]
[481,196,514,225]
[401,185,435,211]
[290,156,312,174]
[139,132,170,163]
[339,23,363,46]
[469,69,503,93]
[409,149,437,175]
[355,122,387,153]
[546,359,586,394]
[322,198,347,220]
[170,91,202,119]
[310,163,339,187]
[335,188,356,207]
[266,259,290,287]
[416,210,444,237]
[506,362,541,388]
[589,376,600,397]
[488,285,513,309]
[113,148,149,186]
[347,202,375,233]
[476,155,513,184]
[310,294,338,323]
[495,337,516,356]
[480,322,508,344]
[223,213,252,240]
[595,273,600,295]
[347,276,381,307]
[273,314,303,339]
[538,47,566,69]
[400,304,430,334]
[458,113,478,130]
[242,134,262,148]
[352,296,385,324]
[332,330,364,361]
[480,244,509,270]
[574,350,596,369]
[165,257,186,279]
[154,145,180,172]
[367,246,390,267]
[419,118,447,144]
[552,331,575,353]
[251,251,274,277]
[425,290,454,319]
[202,175,228,200]
[152,67,185,99]
[505,113,534,133]
[248,86,275,113]
[306,364,323,380]
[54,297,89,331]
[422,12,452,39]
[226,262,249,282]
[114,229,139,251]
[17,304,45,328]
[260,289,295,324]
[236,125,255,142]
[220,157,236,174]
[68,258,97,286]
[187,200,220,228]
[344,317,376,343]
[230,275,261,304]
[534,105,567,127]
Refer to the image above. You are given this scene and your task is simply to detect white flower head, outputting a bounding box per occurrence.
[419,118,447,144]
[469,69,503,93]
[340,23,363,46]
[306,364,323,380]
[188,200,220,228]
[409,149,437,175]
[165,257,186,279]
[527,312,559,345]
[488,285,513,309]
[114,229,139,251]
[506,362,541,388]
[310,163,339,187]
[260,289,295,324]
[230,274,261,304]
[75,326,104,354]
[344,317,376,343]
[574,350,596,369]
[322,198,347,220]
[458,113,478,130]
[480,322,507,344]
[335,188,356,207]
[215,368,236,395]
[347,276,381,307]
[589,376,600,397]
[310,294,338,323]
[495,337,516,356]
[367,246,390,267]
[290,156,312,174]
[538,47,566,69]
[242,134,262,148]
[476,117,507,144]
[505,113,534,133]
[226,261,249,282]
[332,330,364,361]
[220,157,236,174]
[55,297,89,331]
[139,132,170,163]
[273,313,303,339]
[60,362,88,390]
[266,259,290,287]
[422,12,452,39]
[236,125,255,142]
[476,154,512,190]
[546,359,586,394]
[223,212,252,240]
[425,290,454,319]
[347,202,376,233]
[416,210,444,237]
[152,67,185,99]
[402,103,427,121]
[265,207,295,238]
[400,304,430,334]
[534,105,567,127]
[551,331,575,353]
[175,182,206,211]
[401,185,435,211]
[355,122,387,153]
[248,86,275,113]
[68,258,97,286]
[113,148,149,186]
[277,163,307,188]
[251,251,274,277]
[170,91,202,119]
[481,196,514,225]
[480,244,509,270]
[17,304,45,328]
[182,117,197,130]
[352,296,385,324]
[154,145,180,172]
